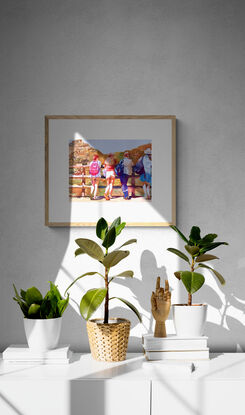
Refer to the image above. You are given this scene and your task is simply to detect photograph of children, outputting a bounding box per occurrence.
[69,138,152,202]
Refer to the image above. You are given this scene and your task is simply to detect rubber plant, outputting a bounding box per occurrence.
[65,217,141,324]
[167,225,228,305]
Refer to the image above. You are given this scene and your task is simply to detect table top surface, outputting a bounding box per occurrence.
[1,353,245,381]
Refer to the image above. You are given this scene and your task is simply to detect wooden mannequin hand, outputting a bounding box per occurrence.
[151,277,171,337]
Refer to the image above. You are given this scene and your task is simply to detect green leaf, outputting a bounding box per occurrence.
[75,248,85,257]
[180,271,205,294]
[13,296,29,317]
[111,270,134,278]
[167,248,190,263]
[115,222,126,236]
[20,290,26,301]
[199,241,229,254]
[44,289,58,316]
[195,254,219,263]
[199,234,218,246]
[48,281,62,300]
[102,226,116,249]
[109,217,121,231]
[197,264,225,285]
[57,295,69,316]
[75,238,104,261]
[185,245,200,256]
[25,287,43,306]
[189,226,201,244]
[47,307,57,319]
[80,288,107,320]
[117,239,137,249]
[103,250,130,268]
[28,303,41,317]
[13,285,25,304]
[96,217,108,240]
[170,225,189,243]
[40,299,52,319]
[110,297,142,322]
[64,272,104,295]
[174,271,182,280]
[109,270,134,282]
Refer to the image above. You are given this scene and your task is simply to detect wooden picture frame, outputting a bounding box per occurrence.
[45,115,176,227]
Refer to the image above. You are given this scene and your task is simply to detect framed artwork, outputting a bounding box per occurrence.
[45,115,176,226]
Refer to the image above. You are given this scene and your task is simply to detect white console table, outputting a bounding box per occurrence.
[0,353,244,415]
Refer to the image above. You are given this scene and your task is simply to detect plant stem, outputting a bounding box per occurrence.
[104,267,109,323]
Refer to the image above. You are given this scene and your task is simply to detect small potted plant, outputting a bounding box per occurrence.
[13,282,69,351]
[167,225,228,337]
[65,216,141,362]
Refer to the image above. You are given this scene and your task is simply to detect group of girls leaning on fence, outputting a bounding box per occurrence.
[89,148,152,200]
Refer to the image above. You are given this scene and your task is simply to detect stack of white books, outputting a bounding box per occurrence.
[142,334,209,360]
[2,345,73,364]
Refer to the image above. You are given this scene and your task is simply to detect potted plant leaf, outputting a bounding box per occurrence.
[167,225,228,337]
[65,216,142,362]
[13,282,69,351]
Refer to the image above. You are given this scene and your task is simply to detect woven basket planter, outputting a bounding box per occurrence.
[87,318,131,362]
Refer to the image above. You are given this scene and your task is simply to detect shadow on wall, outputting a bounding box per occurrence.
[200,268,245,352]
[176,258,245,352]
[111,247,245,353]
[54,226,245,354]
[110,249,170,351]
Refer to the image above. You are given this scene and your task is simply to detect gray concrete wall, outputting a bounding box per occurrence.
[0,0,245,352]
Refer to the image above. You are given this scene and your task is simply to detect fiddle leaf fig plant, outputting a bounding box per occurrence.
[167,225,228,305]
[65,216,142,324]
[13,282,69,319]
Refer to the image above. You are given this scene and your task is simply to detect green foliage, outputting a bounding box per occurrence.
[80,288,107,320]
[195,254,219,263]
[102,250,130,268]
[13,282,69,319]
[189,226,201,244]
[180,271,205,294]
[75,248,85,257]
[184,245,200,256]
[116,239,137,249]
[109,270,134,283]
[102,226,116,249]
[110,297,142,322]
[198,264,225,285]
[167,248,190,263]
[28,303,41,316]
[96,217,108,240]
[169,225,228,304]
[75,238,104,261]
[109,218,126,235]
[170,226,189,243]
[66,216,141,323]
[25,287,43,306]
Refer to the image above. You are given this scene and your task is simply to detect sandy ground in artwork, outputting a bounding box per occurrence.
[70,196,151,203]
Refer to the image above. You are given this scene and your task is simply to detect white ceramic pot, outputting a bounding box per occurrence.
[172,304,207,337]
[24,317,62,351]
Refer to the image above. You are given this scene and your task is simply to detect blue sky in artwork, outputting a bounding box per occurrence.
[87,139,151,153]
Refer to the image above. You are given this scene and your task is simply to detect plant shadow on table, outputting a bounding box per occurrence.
[110,249,170,351]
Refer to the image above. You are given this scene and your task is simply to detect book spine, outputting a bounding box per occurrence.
[144,341,207,351]
[145,349,209,360]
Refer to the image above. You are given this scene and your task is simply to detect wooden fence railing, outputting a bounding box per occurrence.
[69,165,144,198]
